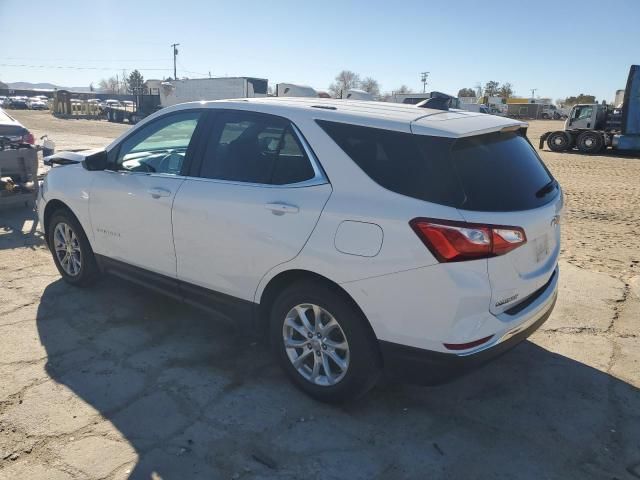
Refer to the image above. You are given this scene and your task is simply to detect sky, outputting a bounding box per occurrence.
[1,0,639,102]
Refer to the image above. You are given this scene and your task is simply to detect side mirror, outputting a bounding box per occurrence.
[82,149,108,171]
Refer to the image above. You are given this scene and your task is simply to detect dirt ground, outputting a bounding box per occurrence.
[1,111,639,480]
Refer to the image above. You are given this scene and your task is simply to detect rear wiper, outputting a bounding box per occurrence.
[535,180,557,198]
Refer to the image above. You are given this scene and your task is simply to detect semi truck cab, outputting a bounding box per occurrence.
[565,104,607,130]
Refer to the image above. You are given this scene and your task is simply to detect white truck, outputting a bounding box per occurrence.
[146,77,268,107]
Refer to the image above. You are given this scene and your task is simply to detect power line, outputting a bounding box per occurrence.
[0,63,172,72]
[2,56,168,63]
[176,59,208,78]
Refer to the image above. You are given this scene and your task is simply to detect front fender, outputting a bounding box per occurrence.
[41,164,95,245]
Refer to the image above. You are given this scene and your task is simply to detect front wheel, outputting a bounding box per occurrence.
[547,131,571,152]
[48,210,100,286]
[270,281,381,403]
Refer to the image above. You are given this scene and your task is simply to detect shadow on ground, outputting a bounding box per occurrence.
[32,275,640,479]
[0,206,43,251]
[4,206,637,479]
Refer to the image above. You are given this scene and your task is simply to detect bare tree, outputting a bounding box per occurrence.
[563,94,596,106]
[394,85,413,94]
[329,70,361,98]
[360,77,380,97]
[498,82,514,98]
[483,81,500,97]
[98,76,118,94]
[457,88,476,97]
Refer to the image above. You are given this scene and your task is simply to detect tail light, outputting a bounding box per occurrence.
[22,132,35,144]
[410,218,526,262]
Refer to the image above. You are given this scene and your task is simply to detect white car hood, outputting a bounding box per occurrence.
[43,148,103,166]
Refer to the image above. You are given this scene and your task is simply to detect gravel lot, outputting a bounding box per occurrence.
[1,111,639,480]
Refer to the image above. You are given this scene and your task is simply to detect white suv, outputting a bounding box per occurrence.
[38,98,561,402]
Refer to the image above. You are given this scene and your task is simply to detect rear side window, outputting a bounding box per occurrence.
[317,120,556,212]
[317,120,462,207]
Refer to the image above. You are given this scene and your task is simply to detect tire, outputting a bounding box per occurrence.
[547,131,571,152]
[270,281,381,403]
[576,131,604,154]
[48,209,100,287]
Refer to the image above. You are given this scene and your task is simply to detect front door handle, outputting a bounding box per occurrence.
[147,187,171,199]
[265,202,299,215]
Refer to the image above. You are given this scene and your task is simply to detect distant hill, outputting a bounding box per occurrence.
[7,81,60,90]
[6,81,92,92]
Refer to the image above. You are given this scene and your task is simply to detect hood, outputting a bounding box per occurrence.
[43,148,103,166]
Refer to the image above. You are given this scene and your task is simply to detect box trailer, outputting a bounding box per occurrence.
[146,77,268,107]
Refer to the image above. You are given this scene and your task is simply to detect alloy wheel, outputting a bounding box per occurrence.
[282,303,350,386]
[53,222,82,276]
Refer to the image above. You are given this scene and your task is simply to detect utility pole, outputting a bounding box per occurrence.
[530,88,537,100]
[420,72,429,93]
[171,43,180,79]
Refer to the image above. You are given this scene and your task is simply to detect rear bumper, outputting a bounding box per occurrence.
[379,286,557,385]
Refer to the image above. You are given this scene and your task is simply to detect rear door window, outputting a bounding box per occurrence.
[317,120,556,212]
[199,111,316,185]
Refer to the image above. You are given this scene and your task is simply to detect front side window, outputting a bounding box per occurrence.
[574,106,593,120]
[115,111,201,174]
[199,112,315,185]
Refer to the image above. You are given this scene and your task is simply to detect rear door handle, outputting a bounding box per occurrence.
[265,202,299,215]
[147,187,171,199]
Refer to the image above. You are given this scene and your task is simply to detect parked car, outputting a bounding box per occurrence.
[7,97,28,109]
[28,99,48,110]
[38,98,562,402]
[0,107,35,144]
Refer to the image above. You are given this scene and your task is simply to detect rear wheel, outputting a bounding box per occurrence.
[270,281,381,403]
[547,131,571,152]
[576,131,604,154]
[48,210,99,286]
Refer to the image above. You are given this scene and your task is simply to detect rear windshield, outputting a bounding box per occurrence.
[317,120,557,212]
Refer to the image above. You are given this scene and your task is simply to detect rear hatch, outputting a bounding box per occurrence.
[439,129,561,314]
[320,115,561,314]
